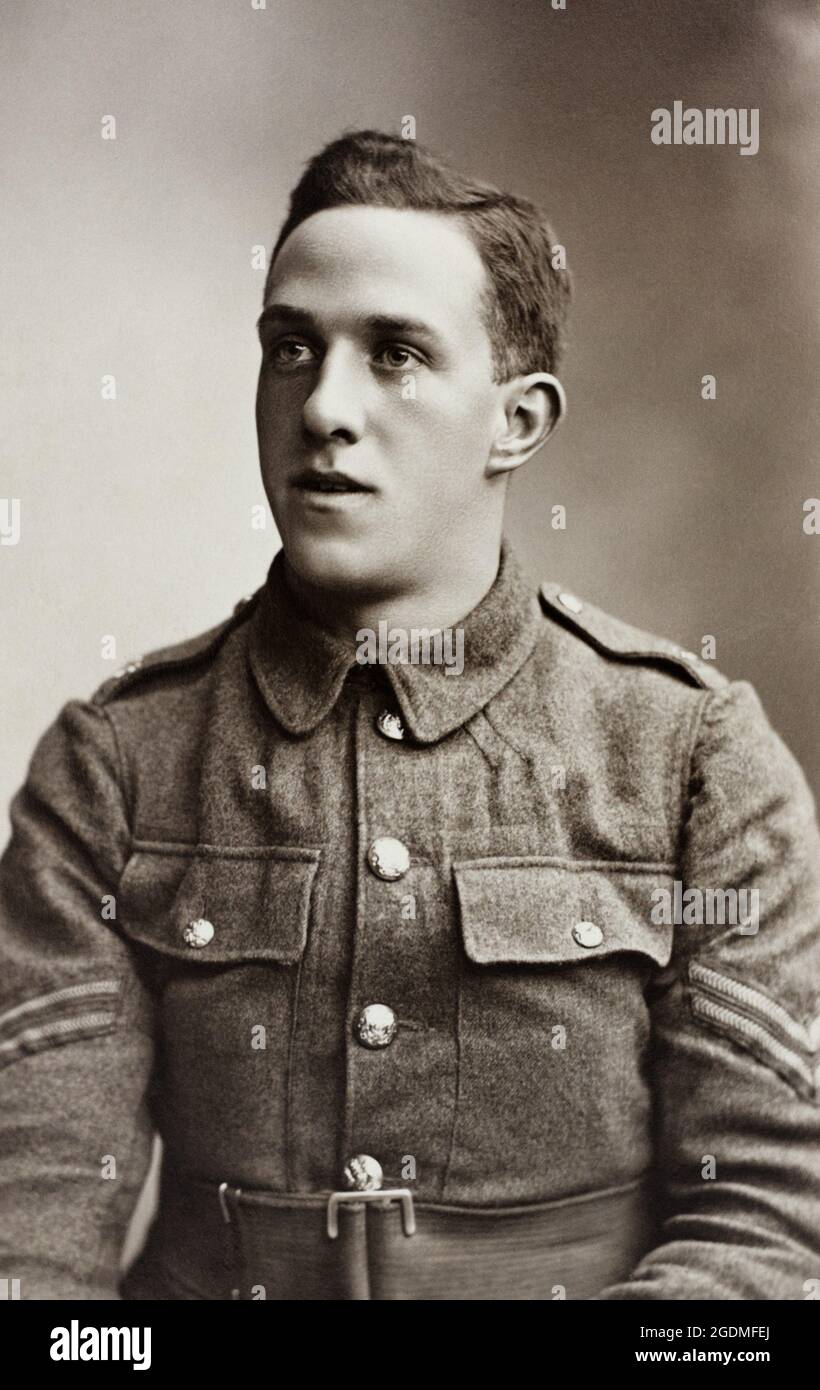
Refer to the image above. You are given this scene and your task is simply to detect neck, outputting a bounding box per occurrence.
[282,545,504,642]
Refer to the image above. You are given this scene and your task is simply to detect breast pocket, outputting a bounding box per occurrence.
[117,842,320,1184]
[447,857,673,1203]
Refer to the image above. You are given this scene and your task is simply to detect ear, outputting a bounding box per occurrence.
[486,373,567,479]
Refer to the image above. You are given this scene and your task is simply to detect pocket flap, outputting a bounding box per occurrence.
[119,844,320,964]
[453,857,673,967]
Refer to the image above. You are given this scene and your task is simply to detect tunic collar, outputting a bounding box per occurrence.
[247,540,541,744]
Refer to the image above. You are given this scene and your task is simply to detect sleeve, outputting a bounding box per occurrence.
[0,699,156,1300]
[599,679,820,1300]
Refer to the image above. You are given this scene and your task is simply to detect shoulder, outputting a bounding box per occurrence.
[535,582,813,803]
[90,591,262,707]
[537,581,729,692]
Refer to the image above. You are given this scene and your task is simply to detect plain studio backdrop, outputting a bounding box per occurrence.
[1,0,819,1265]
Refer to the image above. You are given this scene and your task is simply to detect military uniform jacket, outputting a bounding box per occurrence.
[1,542,819,1300]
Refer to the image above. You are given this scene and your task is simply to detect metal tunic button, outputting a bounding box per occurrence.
[343,1154,383,1192]
[572,921,603,949]
[183,918,215,948]
[375,710,405,741]
[356,1004,397,1049]
[558,591,584,614]
[367,837,410,881]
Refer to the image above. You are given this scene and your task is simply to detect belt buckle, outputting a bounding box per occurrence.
[326,1187,416,1239]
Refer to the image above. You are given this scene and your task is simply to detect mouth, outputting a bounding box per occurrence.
[290,469,378,512]
[292,469,376,495]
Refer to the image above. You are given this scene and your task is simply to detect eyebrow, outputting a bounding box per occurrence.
[256,303,444,348]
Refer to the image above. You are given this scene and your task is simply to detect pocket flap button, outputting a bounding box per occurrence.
[572,921,603,949]
[183,918,215,948]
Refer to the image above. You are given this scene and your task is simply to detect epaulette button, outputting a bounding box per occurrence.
[558,591,584,615]
[114,659,142,679]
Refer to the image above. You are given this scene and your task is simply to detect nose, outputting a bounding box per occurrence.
[302,344,366,445]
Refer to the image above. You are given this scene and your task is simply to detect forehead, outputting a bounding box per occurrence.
[266,205,490,337]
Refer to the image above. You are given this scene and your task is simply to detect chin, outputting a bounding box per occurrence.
[280,529,397,596]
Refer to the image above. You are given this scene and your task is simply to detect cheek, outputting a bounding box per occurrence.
[389,406,493,515]
[393,380,495,445]
[256,376,305,436]
[255,378,274,433]
[393,390,496,492]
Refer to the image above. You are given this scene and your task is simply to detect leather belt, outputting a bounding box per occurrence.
[121,1169,658,1301]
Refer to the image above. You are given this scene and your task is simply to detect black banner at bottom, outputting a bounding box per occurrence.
[0,1298,814,1376]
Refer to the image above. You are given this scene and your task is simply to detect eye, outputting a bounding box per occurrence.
[374,343,423,371]
[266,338,316,369]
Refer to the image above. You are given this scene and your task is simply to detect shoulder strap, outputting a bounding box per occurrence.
[91,591,261,705]
[538,582,728,691]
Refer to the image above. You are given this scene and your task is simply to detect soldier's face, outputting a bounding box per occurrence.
[256,205,505,595]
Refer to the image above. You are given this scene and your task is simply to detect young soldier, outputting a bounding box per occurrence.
[1,131,818,1301]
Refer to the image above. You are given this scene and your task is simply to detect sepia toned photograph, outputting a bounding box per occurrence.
[1,0,819,1337]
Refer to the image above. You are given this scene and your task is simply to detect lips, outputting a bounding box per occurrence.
[293,469,375,494]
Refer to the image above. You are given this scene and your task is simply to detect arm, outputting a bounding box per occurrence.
[0,699,156,1299]
[600,680,820,1300]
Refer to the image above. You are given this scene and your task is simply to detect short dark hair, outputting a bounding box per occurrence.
[265,129,571,382]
